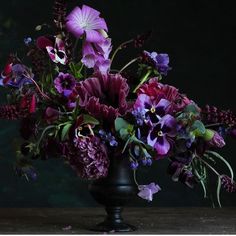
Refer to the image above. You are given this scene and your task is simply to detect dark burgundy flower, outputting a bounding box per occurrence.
[44,107,60,124]
[77,73,130,122]
[70,136,109,179]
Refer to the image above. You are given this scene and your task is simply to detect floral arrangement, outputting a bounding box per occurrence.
[0,1,235,206]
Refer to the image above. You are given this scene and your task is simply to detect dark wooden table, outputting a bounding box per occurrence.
[0,208,235,234]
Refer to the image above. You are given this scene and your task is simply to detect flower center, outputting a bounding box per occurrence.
[157,131,164,136]
[150,107,156,113]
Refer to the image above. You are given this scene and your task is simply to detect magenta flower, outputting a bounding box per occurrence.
[54,73,76,97]
[44,107,60,124]
[66,5,108,43]
[77,73,130,122]
[138,182,161,201]
[147,114,177,156]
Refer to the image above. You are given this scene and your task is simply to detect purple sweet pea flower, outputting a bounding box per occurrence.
[138,182,161,201]
[147,114,177,156]
[54,73,76,97]
[134,94,171,124]
[143,51,171,76]
[66,5,108,43]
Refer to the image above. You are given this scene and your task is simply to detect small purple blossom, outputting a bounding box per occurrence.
[221,175,236,193]
[54,72,76,97]
[132,107,146,126]
[99,129,118,147]
[207,131,225,148]
[24,37,32,46]
[138,182,161,201]
[66,5,108,43]
[130,161,139,170]
[143,51,171,75]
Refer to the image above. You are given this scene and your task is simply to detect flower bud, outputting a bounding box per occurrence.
[207,131,225,148]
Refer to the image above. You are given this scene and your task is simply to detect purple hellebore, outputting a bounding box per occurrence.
[138,182,161,201]
[66,5,108,43]
[147,114,177,156]
[134,94,171,124]
[54,72,76,97]
[143,51,171,76]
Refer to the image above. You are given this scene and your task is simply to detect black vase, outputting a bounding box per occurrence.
[88,153,137,232]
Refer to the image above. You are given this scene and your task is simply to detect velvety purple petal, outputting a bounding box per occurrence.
[138,186,153,201]
[81,5,100,21]
[147,130,157,147]
[160,114,177,137]
[154,136,170,155]
[94,59,111,75]
[85,29,105,43]
[147,182,161,194]
[134,94,152,111]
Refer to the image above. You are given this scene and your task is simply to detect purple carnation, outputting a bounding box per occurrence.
[69,136,110,180]
[54,72,76,97]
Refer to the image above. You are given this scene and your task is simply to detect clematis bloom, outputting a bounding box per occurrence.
[138,182,161,201]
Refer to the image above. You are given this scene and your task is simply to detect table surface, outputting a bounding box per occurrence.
[0,207,235,234]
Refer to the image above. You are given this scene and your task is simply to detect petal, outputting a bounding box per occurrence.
[81,54,97,68]
[138,187,153,201]
[147,131,157,147]
[46,46,57,63]
[36,36,53,49]
[147,182,161,194]
[134,94,152,110]
[154,136,170,155]
[55,38,66,51]
[85,29,105,43]
[160,114,177,137]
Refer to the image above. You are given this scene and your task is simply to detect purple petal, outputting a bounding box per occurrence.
[138,186,153,201]
[160,114,177,137]
[94,59,111,75]
[86,29,105,43]
[147,182,161,194]
[154,136,170,155]
[134,94,152,110]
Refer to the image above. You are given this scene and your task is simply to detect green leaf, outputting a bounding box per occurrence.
[203,129,215,141]
[115,118,130,132]
[184,104,199,114]
[206,151,234,181]
[119,128,129,140]
[61,123,72,141]
[217,175,222,208]
[82,114,99,125]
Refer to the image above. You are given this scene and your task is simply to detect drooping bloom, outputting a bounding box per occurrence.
[147,114,177,156]
[66,5,108,43]
[207,131,225,148]
[37,36,67,65]
[77,73,130,122]
[44,107,60,124]
[54,72,76,97]
[143,51,171,75]
[138,182,161,201]
[70,136,110,179]
[133,94,171,124]
[81,38,112,74]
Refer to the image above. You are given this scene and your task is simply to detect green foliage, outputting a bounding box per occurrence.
[69,62,83,79]
[61,123,72,141]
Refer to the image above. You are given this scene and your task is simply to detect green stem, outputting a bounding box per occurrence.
[205,123,224,128]
[133,170,139,186]
[37,125,56,148]
[133,70,152,93]
[197,155,220,176]
[110,39,134,63]
[119,57,139,73]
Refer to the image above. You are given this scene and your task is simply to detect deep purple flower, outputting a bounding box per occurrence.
[54,72,76,97]
[138,182,161,201]
[70,136,109,180]
[134,94,171,124]
[66,5,108,43]
[221,175,236,193]
[207,131,225,148]
[143,51,171,75]
[44,107,60,124]
[77,73,130,123]
[147,114,177,156]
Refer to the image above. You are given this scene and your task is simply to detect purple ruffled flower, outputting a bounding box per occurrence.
[54,72,76,97]
[70,136,110,180]
[138,182,161,201]
[143,51,171,75]
[66,5,108,43]
[147,114,177,156]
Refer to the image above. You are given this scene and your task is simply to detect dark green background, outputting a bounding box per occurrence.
[0,0,235,207]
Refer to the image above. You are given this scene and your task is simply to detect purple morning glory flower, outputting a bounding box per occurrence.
[138,182,161,201]
[66,5,108,43]
[54,72,76,97]
[143,51,171,76]
[134,94,171,124]
[147,114,177,156]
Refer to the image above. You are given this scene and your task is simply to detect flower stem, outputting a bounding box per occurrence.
[133,70,152,93]
[133,169,139,186]
[119,57,139,73]
[110,39,134,64]
[37,125,56,148]
[205,123,224,128]
[197,155,220,176]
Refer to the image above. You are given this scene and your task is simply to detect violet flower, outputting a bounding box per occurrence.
[143,51,171,75]
[54,72,76,97]
[99,129,118,147]
[207,131,225,148]
[138,182,161,201]
[133,94,171,124]
[66,5,108,43]
[147,114,177,156]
